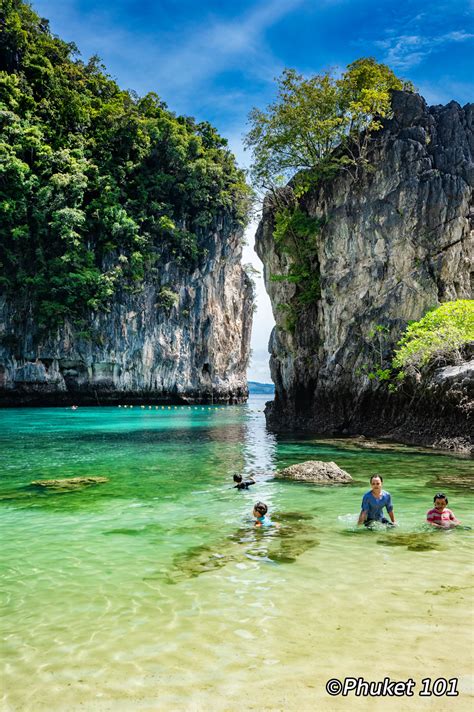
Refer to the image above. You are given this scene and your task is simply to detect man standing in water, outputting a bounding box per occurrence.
[358,474,397,527]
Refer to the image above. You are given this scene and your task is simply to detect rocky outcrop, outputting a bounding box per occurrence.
[0,214,253,405]
[275,461,352,483]
[256,91,473,450]
[30,477,109,489]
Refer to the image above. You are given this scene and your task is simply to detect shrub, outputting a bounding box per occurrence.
[157,287,179,311]
[392,300,474,372]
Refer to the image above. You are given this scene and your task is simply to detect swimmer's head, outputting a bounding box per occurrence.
[370,475,383,494]
[253,502,268,518]
[233,474,243,483]
[433,492,448,510]
[370,474,383,485]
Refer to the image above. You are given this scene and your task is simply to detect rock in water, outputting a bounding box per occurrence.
[30,477,109,490]
[275,461,352,483]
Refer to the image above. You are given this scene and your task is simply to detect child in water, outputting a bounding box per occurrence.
[233,474,256,490]
[426,493,461,528]
[253,502,274,527]
[358,474,396,527]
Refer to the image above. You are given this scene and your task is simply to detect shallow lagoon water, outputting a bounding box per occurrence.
[1,396,473,711]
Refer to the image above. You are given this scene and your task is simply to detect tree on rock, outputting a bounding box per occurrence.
[244,57,414,192]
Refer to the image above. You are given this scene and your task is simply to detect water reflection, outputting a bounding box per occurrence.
[242,396,277,476]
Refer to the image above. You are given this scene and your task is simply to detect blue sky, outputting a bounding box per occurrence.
[33,0,474,381]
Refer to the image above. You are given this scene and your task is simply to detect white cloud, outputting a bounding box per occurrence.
[377,29,474,70]
[247,348,272,382]
[443,30,474,41]
[34,0,303,112]
[134,0,306,102]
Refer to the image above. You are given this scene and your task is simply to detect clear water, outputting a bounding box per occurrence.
[1,396,473,712]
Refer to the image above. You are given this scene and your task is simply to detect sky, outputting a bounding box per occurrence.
[32,0,474,382]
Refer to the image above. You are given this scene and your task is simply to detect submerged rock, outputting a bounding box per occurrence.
[275,460,352,483]
[159,517,320,584]
[376,532,446,552]
[426,472,474,492]
[30,476,109,490]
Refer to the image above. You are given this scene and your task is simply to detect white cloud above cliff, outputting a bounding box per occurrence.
[143,0,305,96]
[242,221,274,383]
[376,30,474,70]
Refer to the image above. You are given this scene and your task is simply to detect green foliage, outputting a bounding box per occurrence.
[367,367,392,382]
[393,301,474,371]
[0,0,250,327]
[244,57,412,191]
[245,68,344,191]
[355,302,473,392]
[355,324,394,384]
[274,205,321,299]
[270,203,322,331]
[156,286,179,311]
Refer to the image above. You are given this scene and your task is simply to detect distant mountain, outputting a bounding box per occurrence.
[248,381,275,394]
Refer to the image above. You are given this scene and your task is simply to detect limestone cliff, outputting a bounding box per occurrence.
[256,91,473,450]
[0,214,253,405]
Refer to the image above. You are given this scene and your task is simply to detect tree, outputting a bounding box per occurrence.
[338,58,414,175]
[245,69,343,191]
[244,57,413,192]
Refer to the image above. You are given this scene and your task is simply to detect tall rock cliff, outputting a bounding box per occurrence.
[0,0,254,407]
[0,215,253,405]
[256,91,473,449]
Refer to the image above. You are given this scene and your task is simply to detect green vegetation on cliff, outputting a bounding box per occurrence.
[393,300,474,373]
[0,0,250,327]
[358,301,473,390]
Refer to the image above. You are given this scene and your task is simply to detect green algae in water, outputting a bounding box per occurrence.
[425,472,474,492]
[376,532,447,551]
[274,510,315,522]
[103,528,145,536]
[160,519,320,583]
[161,544,236,584]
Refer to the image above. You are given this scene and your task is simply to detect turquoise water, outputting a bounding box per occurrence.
[1,396,473,712]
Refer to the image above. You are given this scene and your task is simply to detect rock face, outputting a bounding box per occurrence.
[275,461,352,483]
[0,214,253,405]
[256,91,473,450]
